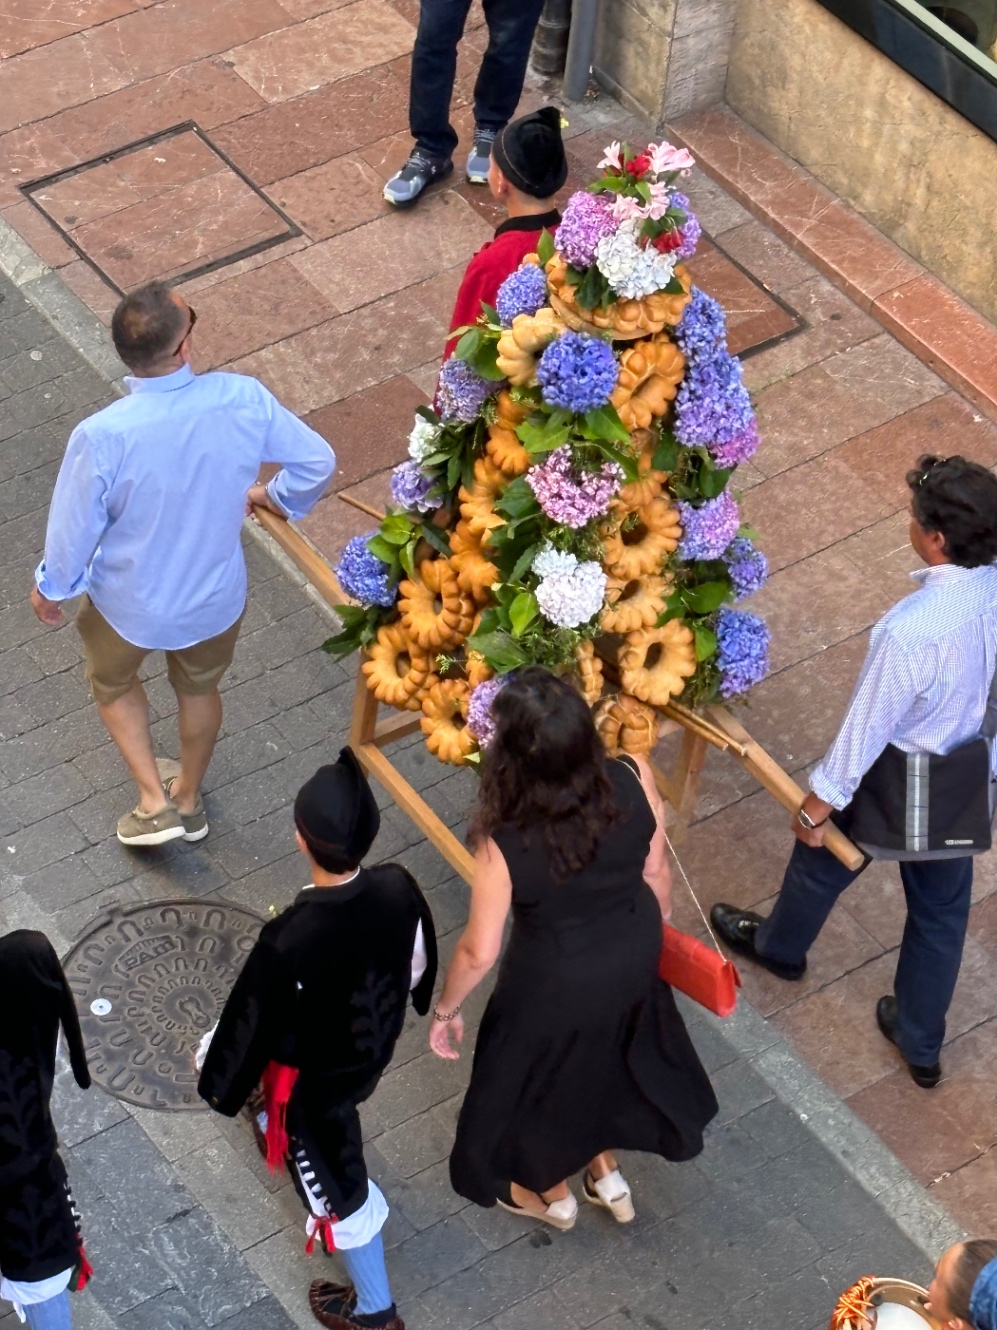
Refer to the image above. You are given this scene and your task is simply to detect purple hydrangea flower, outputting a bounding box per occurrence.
[390,460,438,513]
[677,491,741,561]
[554,192,617,268]
[674,287,728,360]
[467,676,507,748]
[525,445,623,528]
[437,356,494,422]
[724,536,769,601]
[716,607,770,697]
[495,264,549,326]
[536,332,618,414]
[675,349,755,466]
[711,418,761,469]
[673,212,702,261]
[336,533,396,608]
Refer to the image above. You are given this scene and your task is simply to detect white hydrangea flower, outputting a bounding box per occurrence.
[531,545,578,579]
[594,220,677,300]
[408,414,442,464]
[534,558,607,629]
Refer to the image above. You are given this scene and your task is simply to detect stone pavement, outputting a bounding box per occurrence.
[0,270,959,1330]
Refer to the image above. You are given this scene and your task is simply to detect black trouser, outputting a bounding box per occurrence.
[410,0,546,160]
[755,840,973,1065]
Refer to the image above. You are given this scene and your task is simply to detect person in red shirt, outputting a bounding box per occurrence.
[445,106,567,358]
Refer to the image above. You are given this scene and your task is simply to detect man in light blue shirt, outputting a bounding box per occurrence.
[711,455,997,1090]
[31,281,335,848]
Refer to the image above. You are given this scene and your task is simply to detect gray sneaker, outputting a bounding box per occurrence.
[157,758,209,843]
[117,803,185,847]
[466,128,497,184]
[383,151,453,207]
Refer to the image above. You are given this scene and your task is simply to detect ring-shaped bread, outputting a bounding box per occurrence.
[602,495,681,580]
[574,639,604,707]
[594,693,660,756]
[619,619,697,707]
[361,622,436,711]
[398,558,476,651]
[545,256,692,337]
[601,573,668,634]
[420,678,477,764]
[486,424,530,478]
[610,335,686,432]
[495,307,563,385]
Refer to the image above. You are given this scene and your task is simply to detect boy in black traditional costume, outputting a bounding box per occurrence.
[198,749,437,1330]
[0,930,93,1329]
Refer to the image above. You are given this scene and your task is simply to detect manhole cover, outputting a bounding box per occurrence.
[63,899,266,1111]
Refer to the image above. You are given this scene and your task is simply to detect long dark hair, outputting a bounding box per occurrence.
[469,667,619,880]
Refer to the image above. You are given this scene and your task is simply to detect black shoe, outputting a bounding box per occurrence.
[309,1281,403,1329]
[709,904,807,981]
[383,151,453,207]
[875,996,942,1089]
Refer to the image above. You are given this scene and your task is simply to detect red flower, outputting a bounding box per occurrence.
[652,229,683,253]
[625,153,651,178]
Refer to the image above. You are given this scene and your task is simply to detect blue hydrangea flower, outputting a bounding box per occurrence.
[335,533,396,608]
[536,332,618,414]
[675,287,728,360]
[724,536,769,601]
[390,460,438,513]
[437,356,494,422]
[716,607,770,697]
[495,264,549,327]
[674,349,755,467]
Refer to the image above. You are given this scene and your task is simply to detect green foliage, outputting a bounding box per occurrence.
[454,325,506,382]
[322,604,385,658]
[536,229,555,265]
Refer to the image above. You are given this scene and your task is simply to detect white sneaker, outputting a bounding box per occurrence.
[583,1169,635,1223]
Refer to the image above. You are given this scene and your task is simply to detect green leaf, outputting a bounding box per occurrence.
[664,275,685,295]
[692,623,718,662]
[380,513,414,544]
[737,522,760,542]
[509,542,539,583]
[474,607,501,637]
[454,328,482,360]
[516,409,572,453]
[509,591,539,638]
[583,403,631,445]
[656,588,688,626]
[471,337,507,382]
[636,180,651,204]
[467,629,529,672]
[398,540,416,579]
[652,430,680,473]
[366,535,397,564]
[573,262,614,312]
[479,302,499,326]
[536,229,555,265]
[683,580,732,614]
[698,464,734,500]
[419,522,451,556]
[321,605,383,658]
[446,453,461,490]
[495,476,539,520]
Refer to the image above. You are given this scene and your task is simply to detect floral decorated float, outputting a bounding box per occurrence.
[326,140,771,766]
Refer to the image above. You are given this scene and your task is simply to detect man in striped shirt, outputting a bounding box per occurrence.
[712,455,997,1089]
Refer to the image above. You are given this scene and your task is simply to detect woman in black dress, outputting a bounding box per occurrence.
[429,668,718,1229]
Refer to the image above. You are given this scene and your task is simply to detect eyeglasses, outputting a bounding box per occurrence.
[174,305,197,355]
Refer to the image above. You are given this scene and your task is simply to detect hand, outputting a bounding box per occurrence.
[30,585,62,626]
[246,484,284,519]
[792,793,833,848]
[429,1012,464,1061]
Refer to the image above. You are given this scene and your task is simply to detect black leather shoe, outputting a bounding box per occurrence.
[709,904,807,981]
[875,996,942,1089]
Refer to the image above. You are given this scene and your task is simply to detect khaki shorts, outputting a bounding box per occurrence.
[77,596,243,706]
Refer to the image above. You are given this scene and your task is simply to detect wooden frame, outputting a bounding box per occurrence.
[252,505,864,883]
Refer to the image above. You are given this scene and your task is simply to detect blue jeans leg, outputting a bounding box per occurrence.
[754,839,866,966]
[409,0,474,159]
[23,1291,73,1330]
[338,1232,393,1316]
[893,857,973,1065]
[473,0,547,131]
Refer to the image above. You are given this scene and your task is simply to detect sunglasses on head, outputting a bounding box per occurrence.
[174,305,197,355]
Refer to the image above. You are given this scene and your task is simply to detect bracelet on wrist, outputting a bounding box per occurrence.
[433,1004,461,1022]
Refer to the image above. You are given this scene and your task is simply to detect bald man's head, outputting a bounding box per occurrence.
[111,281,189,372]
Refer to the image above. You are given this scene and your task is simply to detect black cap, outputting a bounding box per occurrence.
[294,747,380,863]
[492,106,568,199]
